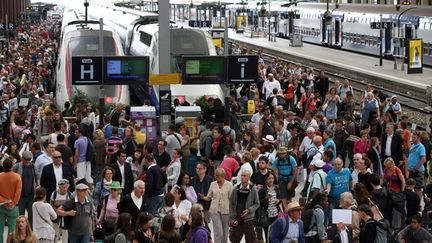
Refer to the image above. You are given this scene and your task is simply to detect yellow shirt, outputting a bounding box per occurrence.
[135,131,146,145]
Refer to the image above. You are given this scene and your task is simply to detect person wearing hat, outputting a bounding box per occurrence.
[306,160,327,202]
[270,201,305,243]
[50,179,73,243]
[258,105,276,142]
[57,183,94,243]
[272,147,299,207]
[384,95,402,122]
[12,150,37,225]
[97,181,122,236]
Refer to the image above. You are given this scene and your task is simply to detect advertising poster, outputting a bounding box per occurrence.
[408,39,423,74]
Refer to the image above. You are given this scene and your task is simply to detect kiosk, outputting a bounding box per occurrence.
[130,106,157,146]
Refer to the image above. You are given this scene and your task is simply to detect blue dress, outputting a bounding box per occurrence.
[325,98,338,120]
[362,99,378,125]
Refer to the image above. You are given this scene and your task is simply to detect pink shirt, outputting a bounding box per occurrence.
[219,157,240,181]
[105,196,120,219]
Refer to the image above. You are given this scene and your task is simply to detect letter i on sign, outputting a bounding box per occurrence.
[241,63,245,78]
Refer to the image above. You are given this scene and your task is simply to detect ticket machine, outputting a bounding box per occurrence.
[130,106,157,146]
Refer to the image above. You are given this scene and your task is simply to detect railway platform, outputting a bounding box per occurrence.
[228,29,432,110]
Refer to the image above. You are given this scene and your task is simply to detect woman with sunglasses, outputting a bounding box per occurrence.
[171,171,197,204]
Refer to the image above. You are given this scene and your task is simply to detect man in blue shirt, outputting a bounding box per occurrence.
[273,147,299,206]
[325,157,352,222]
[407,132,426,197]
[270,201,305,243]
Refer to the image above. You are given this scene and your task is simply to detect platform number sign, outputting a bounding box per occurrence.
[228,55,259,83]
[72,56,103,85]
[370,22,392,29]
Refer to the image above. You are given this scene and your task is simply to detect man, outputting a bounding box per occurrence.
[0,158,21,240]
[306,136,325,167]
[61,101,73,118]
[50,179,73,243]
[109,103,125,127]
[106,126,123,158]
[326,158,352,222]
[314,70,329,99]
[154,139,171,171]
[357,157,373,192]
[396,215,432,243]
[35,109,55,142]
[40,150,75,203]
[385,95,402,122]
[407,132,426,197]
[273,147,299,205]
[250,107,263,133]
[258,105,276,141]
[275,119,290,149]
[165,124,181,157]
[199,122,214,161]
[301,111,318,131]
[333,120,349,161]
[143,154,166,216]
[56,134,73,166]
[299,127,316,166]
[251,156,272,188]
[350,153,371,185]
[229,170,260,243]
[31,142,43,162]
[118,180,147,228]
[262,73,281,100]
[35,141,55,180]
[57,183,94,243]
[323,130,337,160]
[270,201,305,243]
[74,128,92,183]
[192,162,213,223]
[12,151,37,225]
[111,150,134,195]
[306,160,327,202]
[381,123,403,167]
[338,79,353,100]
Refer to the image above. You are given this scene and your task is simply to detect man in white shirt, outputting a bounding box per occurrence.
[262,73,281,100]
[35,142,55,180]
[299,127,315,162]
[165,124,181,157]
[307,160,327,201]
[118,180,146,228]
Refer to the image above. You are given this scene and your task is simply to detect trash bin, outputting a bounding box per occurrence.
[290,34,303,47]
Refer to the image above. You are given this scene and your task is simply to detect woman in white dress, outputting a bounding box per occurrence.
[32,187,57,243]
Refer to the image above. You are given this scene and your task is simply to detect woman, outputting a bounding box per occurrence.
[324,87,340,121]
[400,121,412,155]
[358,205,377,243]
[93,166,115,214]
[32,187,57,242]
[134,212,154,243]
[153,214,182,243]
[339,91,356,119]
[234,151,254,185]
[284,77,296,110]
[209,127,227,169]
[187,211,211,243]
[354,130,370,155]
[242,131,257,152]
[305,193,328,243]
[53,111,69,132]
[368,111,382,139]
[203,168,233,243]
[353,183,370,206]
[367,137,383,176]
[299,87,316,117]
[179,125,191,171]
[383,157,405,193]
[172,186,192,231]
[93,129,106,181]
[5,142,21,163]
[171,171,198,204]
[7,215,36,243]
[123,126,136,157]
[361,92,379,125]
[181,203,211,242]
[167,148,182,192]
[129,148,144,181]
[48,121,65,146]
[97,181,122,236]
[86,103,96,129]
[113,213,133,243]
[257,173,281,243]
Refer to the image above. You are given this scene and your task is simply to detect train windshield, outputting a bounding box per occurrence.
[170,29,211,72]
[69,36,116,56]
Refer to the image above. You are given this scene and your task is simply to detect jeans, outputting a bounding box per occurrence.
[211,212,230,243]
[146,195,164,216]
[18,195,34,227]
[0,205,19,243]
[68,233,90,243]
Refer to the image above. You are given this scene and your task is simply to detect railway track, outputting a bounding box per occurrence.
[229,41,429,129]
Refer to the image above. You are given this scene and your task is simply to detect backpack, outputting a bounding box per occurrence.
[85,137,95,163]
[52,190,73,228]
[268,217,289,243]
[367,219,391,243]
[154,207,175,230]
[103,232,120,243]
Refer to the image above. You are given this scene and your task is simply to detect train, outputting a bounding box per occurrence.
[223,2,432,66]
[88,3,224,110]
[55,9,130,109]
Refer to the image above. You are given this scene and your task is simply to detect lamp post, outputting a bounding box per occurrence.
[395,6,416,71]
[268,0,271,41]
[84,0,89,24]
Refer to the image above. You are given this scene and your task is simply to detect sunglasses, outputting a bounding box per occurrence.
[53,156,61,159]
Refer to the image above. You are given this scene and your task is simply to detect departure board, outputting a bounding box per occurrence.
[182,56,226,84]
[104,56,149,84]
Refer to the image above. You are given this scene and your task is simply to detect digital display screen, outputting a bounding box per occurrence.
[182,56,226,85]
[104,56,149,85]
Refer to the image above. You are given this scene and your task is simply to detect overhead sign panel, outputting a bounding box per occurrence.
[228,55,258,83]
[370,22,392,29]
[104,56,149,85]
[149,73,181,85]
[71,56,103,85]
[188,20,212,28]
[182,56,226,85]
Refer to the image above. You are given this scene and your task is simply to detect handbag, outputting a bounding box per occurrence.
[296,168,307,183]
[368,198,384,220]
[284,93,294,101]
[104,216,117,229]
[257,211,271,227]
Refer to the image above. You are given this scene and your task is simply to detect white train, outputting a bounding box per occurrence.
[89,3,224,110]
[55,9,130,109]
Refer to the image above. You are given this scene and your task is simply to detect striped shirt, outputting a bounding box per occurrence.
[106,136,123,155]
[277,129,291,149]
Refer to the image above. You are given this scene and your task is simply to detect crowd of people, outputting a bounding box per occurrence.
[1,14,432,243]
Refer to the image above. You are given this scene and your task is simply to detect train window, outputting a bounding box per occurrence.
[139,31,153,46]
[69,36,116,56]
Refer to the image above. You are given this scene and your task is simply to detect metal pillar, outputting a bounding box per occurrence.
[159,0,171,133]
